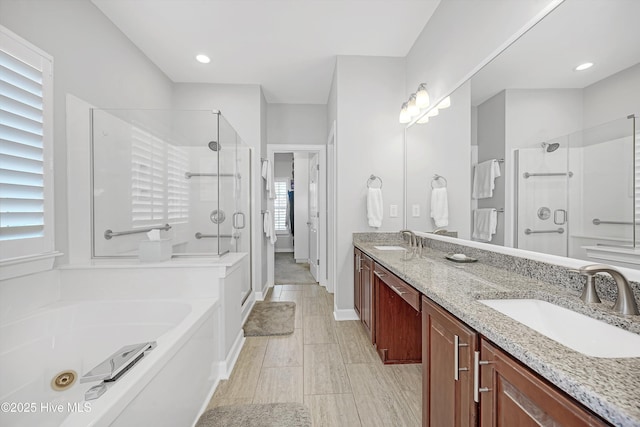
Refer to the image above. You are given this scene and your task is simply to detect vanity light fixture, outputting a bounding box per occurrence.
[437,96,451,109]
[407,94,420,116]
[196,54,211,64]
[399,102,411,124]
[416,83,430,108]
[575,62,593,71]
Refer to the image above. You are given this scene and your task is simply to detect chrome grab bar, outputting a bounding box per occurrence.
[195,232,236,239]
[524,228,564,235]
[104,224,171,240]
[523,171,573,179]
[593,218,633,225]
[185,172,240,179]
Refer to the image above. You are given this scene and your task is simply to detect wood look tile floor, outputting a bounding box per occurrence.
[206,283,422,426]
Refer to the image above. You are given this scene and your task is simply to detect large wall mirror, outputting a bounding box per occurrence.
[405,0,640,269]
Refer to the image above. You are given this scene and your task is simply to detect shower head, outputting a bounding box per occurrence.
[541,142,560,153]
[208,141,221,151]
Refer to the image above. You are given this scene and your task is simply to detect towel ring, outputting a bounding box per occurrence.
[367,174,383,189]
[431,174,447,189]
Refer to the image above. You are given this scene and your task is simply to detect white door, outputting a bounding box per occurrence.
[309,153,319,281]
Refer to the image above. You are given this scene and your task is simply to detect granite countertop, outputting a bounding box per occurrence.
[353,236,640,427]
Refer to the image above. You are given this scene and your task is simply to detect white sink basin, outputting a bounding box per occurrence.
[479,299,640,358]
[373,245,407,251]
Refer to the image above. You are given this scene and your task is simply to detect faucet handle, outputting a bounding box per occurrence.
[579,274,602,304]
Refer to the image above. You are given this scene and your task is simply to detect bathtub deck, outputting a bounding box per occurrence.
[205,283,422,427]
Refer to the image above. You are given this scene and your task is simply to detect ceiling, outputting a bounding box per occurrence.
[470,0,640,106]
[92,0,441,104]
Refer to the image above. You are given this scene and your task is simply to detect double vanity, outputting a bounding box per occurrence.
[353,232,640,426]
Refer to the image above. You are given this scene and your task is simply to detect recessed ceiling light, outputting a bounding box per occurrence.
[575,62,593,71]
[196,54,210,64]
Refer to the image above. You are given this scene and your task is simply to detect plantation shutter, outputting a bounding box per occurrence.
[0,49,45,241]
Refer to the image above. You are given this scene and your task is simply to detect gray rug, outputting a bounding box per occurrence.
[196,403,311,427]
[244,301,295,336]
[275,253,317,284]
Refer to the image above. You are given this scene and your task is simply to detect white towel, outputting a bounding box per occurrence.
[430,187,449,227]
[367,188,383,228]
[261,160,275,199]
[472,208,498,242]
[472,159,501,199]
[263,210,277,244]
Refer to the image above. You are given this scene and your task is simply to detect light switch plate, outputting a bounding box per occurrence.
[412,204,420,217]
[389,204,398,217]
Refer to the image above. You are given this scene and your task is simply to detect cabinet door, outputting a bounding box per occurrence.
[354,249,362,318]
[361,253,374,343]
[478,338,607,427]
[423,296,477,427]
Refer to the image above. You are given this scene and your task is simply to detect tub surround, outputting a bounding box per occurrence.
[353,232,640,426]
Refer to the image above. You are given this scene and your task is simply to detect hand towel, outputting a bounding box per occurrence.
[430,187,449,227]
[263,210,277,244]
[472,159,501,199]
[472,208,497,242]
[261,160,275,199]
[367,188,383,228]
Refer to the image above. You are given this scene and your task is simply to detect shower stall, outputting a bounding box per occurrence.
[514,115,637,261]
[91,109,252,297]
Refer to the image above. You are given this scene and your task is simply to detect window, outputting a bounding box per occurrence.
[273,178,289,232]
[0,27,54,264]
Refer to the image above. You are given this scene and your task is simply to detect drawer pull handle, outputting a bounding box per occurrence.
[473,351,491,403]
[389,285,407,296]
[454,335,469,381]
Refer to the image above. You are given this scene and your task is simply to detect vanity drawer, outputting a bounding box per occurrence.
[373,264,421,312]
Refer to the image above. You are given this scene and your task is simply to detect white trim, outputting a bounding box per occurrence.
[254,284,273,301]
[266,144,327,288]
[327,121,337,294]
[219,330,245,379]
[0,251,63,280]
[333,308,359,321]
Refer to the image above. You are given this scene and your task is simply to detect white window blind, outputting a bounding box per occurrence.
[0,27,53,262]
[274,179,288,231]
[167,144,189,224]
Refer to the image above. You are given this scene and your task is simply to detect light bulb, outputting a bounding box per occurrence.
[426,107,439,118]
[437,96,451,109]
[399,103,411,124]
[407,94,420,116]
[416,84,430,108]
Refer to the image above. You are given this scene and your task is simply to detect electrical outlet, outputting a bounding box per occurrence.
[389,204,398,218]
[412,204,420,217]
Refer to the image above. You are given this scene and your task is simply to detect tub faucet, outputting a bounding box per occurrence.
[399,229,417,247]
[575,264,639,315]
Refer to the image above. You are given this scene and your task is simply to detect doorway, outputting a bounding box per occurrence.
[267,145,326,289]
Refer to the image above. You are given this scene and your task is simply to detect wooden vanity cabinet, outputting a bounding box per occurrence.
[354,248,374,343]
[478,338,608,427]
[422,296,478,427]
[374,263,421,364]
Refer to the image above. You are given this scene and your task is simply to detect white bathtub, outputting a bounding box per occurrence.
[0,298,219,427]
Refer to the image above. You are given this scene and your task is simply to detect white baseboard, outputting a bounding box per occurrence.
[220,330,245,379]
[333,308,359,321]
[255,284,273,301]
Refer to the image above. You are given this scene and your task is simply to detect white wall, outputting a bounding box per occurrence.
[405,81,472,237]
[267,104,327,145]
[172,83,266,294]
[405,0,560,107]
[334,55,406,315]
[0,0,174,265]
[583,63,640,129]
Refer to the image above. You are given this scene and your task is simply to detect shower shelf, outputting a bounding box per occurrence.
[523,171,573,179]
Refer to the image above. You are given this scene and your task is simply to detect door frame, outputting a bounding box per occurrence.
[267,144,327,288]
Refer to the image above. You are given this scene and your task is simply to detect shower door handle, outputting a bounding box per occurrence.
[554,209,567,225]
[233,212,246,229]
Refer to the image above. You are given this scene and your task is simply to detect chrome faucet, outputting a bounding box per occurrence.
[399,229,417,248]
[575,264,639,315]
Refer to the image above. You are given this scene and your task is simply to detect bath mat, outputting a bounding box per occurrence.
[195,403,311,427]
[243,301,295,336]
